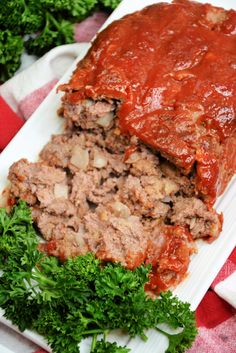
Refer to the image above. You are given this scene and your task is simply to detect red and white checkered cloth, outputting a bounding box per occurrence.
[0,12,235,353]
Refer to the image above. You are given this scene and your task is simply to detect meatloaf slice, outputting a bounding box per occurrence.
[169,196,222,239]
[83,204,148,269]
[69,170,121,217]
[8,159,70,208]
[62,98,116,131]
[33,208,89,261]
[145,225,195,292]
[40,131,128,177]
[59,0,236,205]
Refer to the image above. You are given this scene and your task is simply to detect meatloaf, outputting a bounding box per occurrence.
[7,0,235,293]
[8,130,220,292]
[60,0,236,205]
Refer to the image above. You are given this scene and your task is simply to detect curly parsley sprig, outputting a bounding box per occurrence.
[0,0,122,82]
[0,201,197,353]
[0,30,24,82]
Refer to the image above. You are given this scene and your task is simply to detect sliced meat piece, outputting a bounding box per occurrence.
[87,176,124,205]
[103,123,130,154]
[40,133,87,169]
[119,174,175,219]
[125,145,161,177]
[63,99,116,131]
[8,159,68,208]
[40,133,91,173]
[90,146,127,176]
[34,206,88,260]
[170,196,222,239]
[70,171,99,216]
[44,198,77,217]
[160,161,196,197]
[40,131,128,176]
[39,229,89,261]
[32,209,80,241]
[69,169,122,215]
[83,204,148,269]
[145,225,195,293]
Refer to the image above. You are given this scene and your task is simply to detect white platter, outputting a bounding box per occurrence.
[0,0,236,352]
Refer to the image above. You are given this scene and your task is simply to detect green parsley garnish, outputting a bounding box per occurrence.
[0,0,123,82]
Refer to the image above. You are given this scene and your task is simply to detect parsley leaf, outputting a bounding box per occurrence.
[91,337,131,353]
[0,0,122,82]
[0,30,24,82]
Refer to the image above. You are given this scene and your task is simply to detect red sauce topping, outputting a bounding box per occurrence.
[60,0,236,204]
[145,225,194,293]
[7,197,16,207]
[123,145,137,161]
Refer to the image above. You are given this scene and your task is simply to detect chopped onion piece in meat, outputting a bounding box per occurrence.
[84,99,95,107]
[125,152,141,164]
[111,201,131,218]
[189,217,196,229]
[163,179,179,195]
[93,150,107,169]
[76,224,88,248]
[162,196,172,203]
[54,183,69,199]
[97,112,114,127]
[70,145,89,170]
[127,215,140,223]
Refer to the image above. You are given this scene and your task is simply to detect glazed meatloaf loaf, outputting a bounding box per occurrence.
[60,0,236,205]
[7,0,236,292]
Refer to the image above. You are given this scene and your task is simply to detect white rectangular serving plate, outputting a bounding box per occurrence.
[0,0,236,352]
[0,344,15,353]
